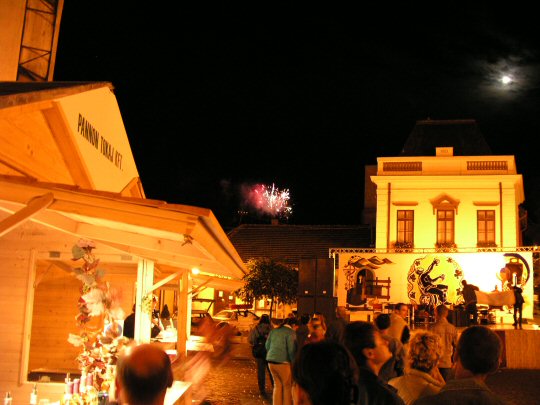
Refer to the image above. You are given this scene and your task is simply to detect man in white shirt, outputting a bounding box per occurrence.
[388,303,410,344]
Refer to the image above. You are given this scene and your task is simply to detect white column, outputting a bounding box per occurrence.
[135,258,154,343]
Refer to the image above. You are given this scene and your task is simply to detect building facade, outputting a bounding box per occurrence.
[333,123,534,327]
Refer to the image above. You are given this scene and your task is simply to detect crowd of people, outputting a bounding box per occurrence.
[114,301,509,405]
[247,303,507,405]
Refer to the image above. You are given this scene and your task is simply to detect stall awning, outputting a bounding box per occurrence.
[0,175,246,285]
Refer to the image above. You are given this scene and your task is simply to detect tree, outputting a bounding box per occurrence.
[235,258,298,319]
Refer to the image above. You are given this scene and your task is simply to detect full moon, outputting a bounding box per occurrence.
[501,75,513,85]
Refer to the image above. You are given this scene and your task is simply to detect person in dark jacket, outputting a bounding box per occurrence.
[295,313,310,350]
[292,340,359,405]
[375,313,405,383]
[325,306,348,345]
[512,285,525,328]
[248,314,273,395]
[461,280,479,325]
[123,304,136,339]
[344,321,405,405]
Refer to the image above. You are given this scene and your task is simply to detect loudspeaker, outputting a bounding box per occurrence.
[297,296,337,323]
[315,296,337,322]
[448,309,468,327]
[316,259,334,296]
[299,258,334,297]
[297,296,315,316]
[299,259,316,296]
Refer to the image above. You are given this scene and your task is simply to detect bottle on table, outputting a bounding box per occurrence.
[85,372,98,405]
[30,383,38,405]
[62,378,73,405]
[72,378,82,405]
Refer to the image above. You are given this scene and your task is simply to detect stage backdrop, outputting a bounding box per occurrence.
[335,251,533,320]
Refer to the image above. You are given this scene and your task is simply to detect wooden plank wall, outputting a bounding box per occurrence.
[29,263,138,372]
[504,329,540,368]
[0,228,139,402]
[29,262,83,372]
[0,237,37,401]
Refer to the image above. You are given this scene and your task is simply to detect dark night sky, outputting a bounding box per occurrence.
[54,4,540,232]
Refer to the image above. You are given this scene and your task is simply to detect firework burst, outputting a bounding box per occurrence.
[242,183,293,219]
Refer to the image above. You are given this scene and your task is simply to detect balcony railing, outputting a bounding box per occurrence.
[435,242,457,253]
[329,245,540,255]
[393,241,414,252]
[467,161,508,171]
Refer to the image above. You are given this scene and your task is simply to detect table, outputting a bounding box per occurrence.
[165,381,192,405]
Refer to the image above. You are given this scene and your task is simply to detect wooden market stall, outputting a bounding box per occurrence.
[0,82,246,403]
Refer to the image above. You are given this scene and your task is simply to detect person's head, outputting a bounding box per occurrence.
[115,343,173,405]
[408,331,442,373]
[313,312,327,327]
[435,304,449,320]
[462,279,468,286]
[160,304,170,319]
[454,325,502,378]
[286,316,298,328]
[374,313,391,332]
[344,321,391,373]
[259,314,271,325]
[300,313,310,325]
[336,306,347,320]
[395,303,408,319]
[292,340,359,405]
[309,316,324,335]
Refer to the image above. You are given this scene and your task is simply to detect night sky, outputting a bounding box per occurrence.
[54,4,540,235]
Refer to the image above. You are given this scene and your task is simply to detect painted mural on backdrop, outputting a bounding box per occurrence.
[497,253,530,291]
[338,251,533,316]
[407,252,531,306]
[343,256,395,306]
[407,255,463,306]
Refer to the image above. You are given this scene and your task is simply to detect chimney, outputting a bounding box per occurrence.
[436,147,453,156]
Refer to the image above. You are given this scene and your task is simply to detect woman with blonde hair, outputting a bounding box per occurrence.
[388,331,445,405]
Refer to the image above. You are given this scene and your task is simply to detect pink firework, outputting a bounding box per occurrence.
[242,183,292,218]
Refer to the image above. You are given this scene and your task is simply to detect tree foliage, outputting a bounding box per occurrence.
[236,258,298,319]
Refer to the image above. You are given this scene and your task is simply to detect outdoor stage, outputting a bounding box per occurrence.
[414,321,540,369]
[482,323,540,369]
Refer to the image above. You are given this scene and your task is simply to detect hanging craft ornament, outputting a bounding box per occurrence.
[67,239,128,393]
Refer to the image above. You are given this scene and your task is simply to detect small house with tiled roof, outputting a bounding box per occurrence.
[227,222,372,317]
[227,222,373,268]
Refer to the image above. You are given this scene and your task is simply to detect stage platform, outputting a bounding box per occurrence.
[414,321,540,369]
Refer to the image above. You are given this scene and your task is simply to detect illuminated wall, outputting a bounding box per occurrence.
[371,154,524,250]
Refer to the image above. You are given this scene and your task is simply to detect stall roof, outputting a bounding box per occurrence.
[0,175,246,285]
[0,81,246,289]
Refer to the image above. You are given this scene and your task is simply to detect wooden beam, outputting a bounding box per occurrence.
[189,278,213,295]
[151,270,186,291]
[43,102,94,189]
[0,192,54,237]
[121,176,145,199]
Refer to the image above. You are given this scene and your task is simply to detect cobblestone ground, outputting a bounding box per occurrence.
[190,357,271,405]
[486,368,540,405]
[188,342,540,405]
